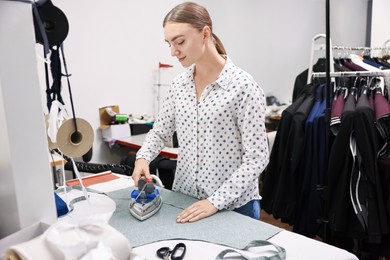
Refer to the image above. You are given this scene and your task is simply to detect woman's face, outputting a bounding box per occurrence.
[164,22,206,67]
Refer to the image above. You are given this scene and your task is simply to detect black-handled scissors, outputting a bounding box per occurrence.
[156,242,186,260]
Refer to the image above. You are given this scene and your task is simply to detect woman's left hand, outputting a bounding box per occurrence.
[176,199,218,223]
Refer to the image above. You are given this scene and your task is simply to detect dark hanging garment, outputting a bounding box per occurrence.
[327,80,390,244]
[361,158,390,258]
[354,90,390,243]
[271,89,315,224]
[294,83,332,238]
[330,86,347,136]
[378,157,390,222]
[363,56,389,70]
[374,88,390,158]
[339,59,366,72]
[373,57,390,69]
[292,58,326,102]
[261,87,312,214]
[326,90,357,235]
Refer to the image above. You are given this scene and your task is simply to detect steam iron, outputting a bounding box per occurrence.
[129,177,163,221]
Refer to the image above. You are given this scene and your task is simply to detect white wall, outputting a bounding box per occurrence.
[370,0,390,47]
[37,0,369,164]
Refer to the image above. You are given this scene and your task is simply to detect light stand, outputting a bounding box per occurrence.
[155,62,173,116]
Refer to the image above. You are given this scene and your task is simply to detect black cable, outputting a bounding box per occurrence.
[60,44,78,133]
[32,2,53,110]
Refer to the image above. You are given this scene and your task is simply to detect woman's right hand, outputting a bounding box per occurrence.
[132,158,151,187]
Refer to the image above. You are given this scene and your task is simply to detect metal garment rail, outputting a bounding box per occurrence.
[312,70,390,78]
[332,46,388,51]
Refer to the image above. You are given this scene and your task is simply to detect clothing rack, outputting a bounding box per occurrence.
[312,70,390,78]
[332,46,386,51]
[333,38,390,51]
[298,1,390,249]
[332,44,390,58]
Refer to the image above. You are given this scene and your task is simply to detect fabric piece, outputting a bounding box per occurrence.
[107,188,282,248]
[4,218,132,260]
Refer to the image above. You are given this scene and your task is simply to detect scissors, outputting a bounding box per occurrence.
[156,242,186,260]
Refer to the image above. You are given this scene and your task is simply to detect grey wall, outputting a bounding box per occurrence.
[36,0,370,164]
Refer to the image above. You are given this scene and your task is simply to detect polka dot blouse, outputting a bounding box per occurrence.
[136,57,269,210]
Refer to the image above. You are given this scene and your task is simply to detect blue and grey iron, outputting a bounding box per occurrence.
[129,177,163,221]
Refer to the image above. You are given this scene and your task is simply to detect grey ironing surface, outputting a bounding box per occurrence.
[107,187,282,248]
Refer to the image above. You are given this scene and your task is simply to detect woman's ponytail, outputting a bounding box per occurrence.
[212,33,227,57]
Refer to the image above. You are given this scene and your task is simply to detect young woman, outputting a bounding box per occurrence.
[132,2,269,223]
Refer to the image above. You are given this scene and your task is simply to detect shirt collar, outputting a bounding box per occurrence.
[179,56,236,90]
[215,57,235,90]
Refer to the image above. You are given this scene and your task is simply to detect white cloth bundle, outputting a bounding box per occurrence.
[4,214,133,260]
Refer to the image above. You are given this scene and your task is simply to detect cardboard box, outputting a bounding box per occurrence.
[99,105,131,139]
[99,105,120,129]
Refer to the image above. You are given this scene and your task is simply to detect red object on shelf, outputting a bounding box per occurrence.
[159,62,173,68]
[66,172,119,187]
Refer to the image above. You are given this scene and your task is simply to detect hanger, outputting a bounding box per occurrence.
[307,34,335,84]
[381,39,390,59]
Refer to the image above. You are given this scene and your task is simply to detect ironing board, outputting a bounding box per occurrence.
[107,187,282,248]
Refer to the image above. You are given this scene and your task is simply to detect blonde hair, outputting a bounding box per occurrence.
[163,2,227,56]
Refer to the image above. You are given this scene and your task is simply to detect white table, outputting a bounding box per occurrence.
[132,233,358,260]
[59,174,358,260]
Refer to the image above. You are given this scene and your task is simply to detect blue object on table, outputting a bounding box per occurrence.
[54,192,68,217]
